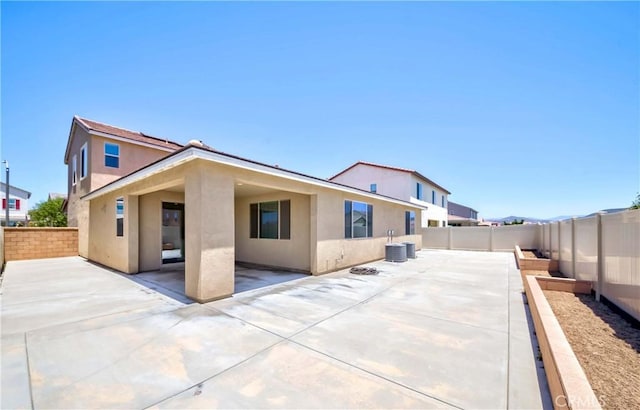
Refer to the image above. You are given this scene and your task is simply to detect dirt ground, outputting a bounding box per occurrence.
[544,291,640,409]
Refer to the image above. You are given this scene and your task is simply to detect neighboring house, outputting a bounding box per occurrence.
[0,182,31,226]
[64,116,183,255]
[448,201,480,227]
[329,161,450,228]
[48,193,66,201]
[66,117,425,302]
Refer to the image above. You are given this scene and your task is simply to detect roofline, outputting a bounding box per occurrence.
[329,161,452,195]
[87,130,177,153]
[64,116,182,163]
[448,200,478,214]
[82,146,428,210]
[0,182,32,198]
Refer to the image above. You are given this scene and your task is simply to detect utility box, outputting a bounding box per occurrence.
[385,243,407,262]
[403,242,416,259]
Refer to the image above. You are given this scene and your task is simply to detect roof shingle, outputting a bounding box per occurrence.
[75,116,183,151]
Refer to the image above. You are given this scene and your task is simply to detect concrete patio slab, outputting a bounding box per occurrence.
[26,304,281,409]
[153,341,454,409]
[1,250,551,409]
[292,302,508,409]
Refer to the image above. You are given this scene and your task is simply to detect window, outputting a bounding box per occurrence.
[344,200,373,238]
[428,219,439,227]
[80,143,88,179]
[370,183,377,193]
[250,200,290,240]
[105,143,120,168]
[441,221,446,227]
[441,195,445,208]
[72,155,77,186]
[405,211,416,235]
[432,190,436,204]
[116,197,124,237]
[416,183,423,200]
[2,198,20,210]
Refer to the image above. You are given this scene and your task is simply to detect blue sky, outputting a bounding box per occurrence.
[1,1,638,219]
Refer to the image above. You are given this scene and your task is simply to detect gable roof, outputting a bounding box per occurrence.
[83,143,427,211]
[0,182,32,199]
[329,161,451,194]
[64,116,183,163]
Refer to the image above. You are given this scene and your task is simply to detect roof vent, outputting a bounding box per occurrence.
[188,139,204,147]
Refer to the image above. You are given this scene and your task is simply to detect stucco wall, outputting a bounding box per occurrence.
[312,187,423,274]
[90,135,173,192]
[88,191,139,273]
[66,126,92,227]
[139,190,185,271]
[331,164,411,200]
[235,192,310,272]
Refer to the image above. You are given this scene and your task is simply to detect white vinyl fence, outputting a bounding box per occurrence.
[423,209,640,321]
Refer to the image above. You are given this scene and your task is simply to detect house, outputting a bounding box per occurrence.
[448,201,480,226]
[64,116,183,256]
[48,193,67,201]
[67,117,424,302]
[0,182,31,226]
[329,161,450,228]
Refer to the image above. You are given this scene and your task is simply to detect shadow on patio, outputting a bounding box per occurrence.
[121,263,308,304]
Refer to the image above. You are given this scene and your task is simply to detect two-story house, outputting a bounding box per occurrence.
[329,161,450,228]
[0,182,31,226]
[447,201,480,226]
[64,116,183,256]
[63,116,425,302]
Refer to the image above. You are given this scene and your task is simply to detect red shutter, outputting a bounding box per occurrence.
[2,198,5,209]
[16,199,21,210]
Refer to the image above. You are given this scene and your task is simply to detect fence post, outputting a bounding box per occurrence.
[557,220,562,263]
[596,213,604,302]
[447,226,452,250]
[571,217,576,279]
[548,222,552,258]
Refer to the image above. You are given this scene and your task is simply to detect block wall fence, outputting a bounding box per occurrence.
[423,208,640,322]
[3,227,78,262]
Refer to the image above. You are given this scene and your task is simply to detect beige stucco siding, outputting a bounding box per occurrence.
[312,188,422,274]
[235,192,310,272]
[90,135,173,192]
[66,126,92,228]
[139,191,185,271]
[88,191,137,273]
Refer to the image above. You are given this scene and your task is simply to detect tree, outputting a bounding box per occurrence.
[503,219,524,225]
[29,198,67,227]
[631,193,640,210]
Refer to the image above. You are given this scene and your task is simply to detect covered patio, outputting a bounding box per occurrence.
[121,263,308,304]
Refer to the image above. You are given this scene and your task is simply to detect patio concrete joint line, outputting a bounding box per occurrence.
[24,333,35,410]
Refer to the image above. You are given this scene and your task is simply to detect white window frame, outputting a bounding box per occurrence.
[72,154,77,186]
[8,198,17,210]
[80,142,88,180]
